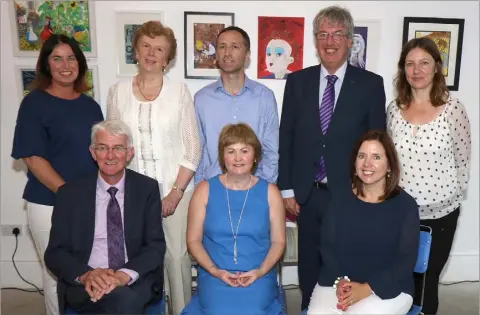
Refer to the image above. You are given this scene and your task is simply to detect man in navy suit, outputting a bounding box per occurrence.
[278,5,386,309]
[45,120,165,314]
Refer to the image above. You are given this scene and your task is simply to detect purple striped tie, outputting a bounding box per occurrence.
[316,75,338,182]
[107,187,125,270]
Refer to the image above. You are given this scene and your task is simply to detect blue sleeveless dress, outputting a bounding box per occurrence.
[181,175,284,315]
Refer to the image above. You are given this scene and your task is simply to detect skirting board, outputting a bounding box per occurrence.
[1,252,478,289]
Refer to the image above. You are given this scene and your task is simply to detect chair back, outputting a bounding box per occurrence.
[414,225,432,274]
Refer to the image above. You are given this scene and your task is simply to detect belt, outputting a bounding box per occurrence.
[313,181,328,189]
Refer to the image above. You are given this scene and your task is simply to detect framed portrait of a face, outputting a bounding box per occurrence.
[257,16,305,80]
[114,11,165,76]
[402,17,465,91]
[184,11,234,79]
[10,0,97,57]
[15,65,100,102]
[349,20,381,73]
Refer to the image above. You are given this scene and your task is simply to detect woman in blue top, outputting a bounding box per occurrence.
[307,130,420,314]
[182,123,286,315]
[11,34,104,315]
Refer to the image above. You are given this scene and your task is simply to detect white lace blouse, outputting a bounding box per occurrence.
[387,97,471,220]
[106,77,201,194]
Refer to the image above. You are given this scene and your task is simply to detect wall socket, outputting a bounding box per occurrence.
[1,225,23,236]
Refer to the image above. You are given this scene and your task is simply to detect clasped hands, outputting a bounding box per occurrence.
[214,268,264,287]
[335,279,373,311]
[79,268,130,302]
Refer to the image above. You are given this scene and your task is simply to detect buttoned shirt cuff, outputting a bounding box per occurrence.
[281,189,295,198]
[118,268,139,286]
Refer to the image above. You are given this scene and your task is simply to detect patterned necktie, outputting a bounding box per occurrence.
[316,75,338,182]
[107,187,125,270]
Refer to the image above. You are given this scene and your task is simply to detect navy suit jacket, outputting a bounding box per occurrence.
[44,169,166,313]
[278,63,386,203]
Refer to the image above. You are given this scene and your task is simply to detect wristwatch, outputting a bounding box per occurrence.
[172,185,185,193]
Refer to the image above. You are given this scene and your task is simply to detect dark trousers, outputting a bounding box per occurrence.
[297,184,331,310]
[414,207,460,315]
[65,275,157,314]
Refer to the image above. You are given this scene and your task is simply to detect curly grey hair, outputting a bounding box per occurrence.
[313,5,354,39]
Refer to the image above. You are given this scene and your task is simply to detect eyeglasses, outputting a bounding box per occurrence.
[315,31,348,42]
[94,145,128,154]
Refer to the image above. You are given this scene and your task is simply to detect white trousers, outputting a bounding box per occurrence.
[307,284,413,315]
[26,202,59,315]
[163,190,193,315]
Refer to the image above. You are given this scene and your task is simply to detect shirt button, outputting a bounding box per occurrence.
[323,144,326,148]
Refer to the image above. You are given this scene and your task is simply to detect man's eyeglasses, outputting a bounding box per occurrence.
[315,31,348,42]
[94,145,128,154]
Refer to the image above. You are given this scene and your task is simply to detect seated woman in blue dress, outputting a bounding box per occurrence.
[307,130,420,315]
[182,123,286,315]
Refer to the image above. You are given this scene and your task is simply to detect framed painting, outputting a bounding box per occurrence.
[15,65,100,102]
[402,17,464,91]
[115,11,165,76]
[257,16,304,80]
[10,0,97,57]
[184,11,234,79]
[349,20,381,73]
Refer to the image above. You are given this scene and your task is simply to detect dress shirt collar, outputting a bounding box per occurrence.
[97,170,126,196]
[320,60,348,83]
[214,73,254,95]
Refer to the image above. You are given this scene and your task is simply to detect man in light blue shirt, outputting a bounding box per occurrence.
[194,26,279,184]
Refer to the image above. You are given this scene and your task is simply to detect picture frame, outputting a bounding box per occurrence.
[350,20,382,73]
[114,11,165,76]
[402,17,465,91]
[184,11,235,79]
[15,64,100,102]
[9,0,97,58]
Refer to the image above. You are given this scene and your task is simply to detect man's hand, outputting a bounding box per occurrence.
[79,268,116,301]
[283,197,300,216]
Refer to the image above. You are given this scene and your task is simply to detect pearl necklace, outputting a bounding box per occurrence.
[225,174,252,264]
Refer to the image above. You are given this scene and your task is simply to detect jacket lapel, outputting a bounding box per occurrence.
[82,173,98,262]
[123,169,134,257]
[309,65,322,133]
[327,64,356,136]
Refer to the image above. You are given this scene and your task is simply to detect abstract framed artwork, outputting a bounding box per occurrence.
[257,16,304,80]
[10,0,97,57]
[114,11,165,76]
[15,65,100,102]
[184,11,234,79]
[349,20,381,73]
[402,17,465,91]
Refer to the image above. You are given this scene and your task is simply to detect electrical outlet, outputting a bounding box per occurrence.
[1,225,22,236]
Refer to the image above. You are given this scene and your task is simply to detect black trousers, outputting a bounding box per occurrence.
[297,184,331,310]
[65,275,157,314]
[414,207,460,315]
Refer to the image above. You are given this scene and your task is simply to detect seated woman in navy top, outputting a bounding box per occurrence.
[11,34,104,315]
[307,130,419,315]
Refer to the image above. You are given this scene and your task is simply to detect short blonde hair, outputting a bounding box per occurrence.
[218,123,262,174]
[91,120,133,148]
[132,21,177,64]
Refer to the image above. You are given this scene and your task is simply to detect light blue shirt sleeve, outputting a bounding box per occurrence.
[255,89,279,183]
[194,93,207,186]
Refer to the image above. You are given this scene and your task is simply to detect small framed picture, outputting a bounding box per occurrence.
[350,20,382,73]
[402,17,465,91]
[15,65,100,103]
[114,11,165,76]
[184,11,234,79]
[9,0,97,58]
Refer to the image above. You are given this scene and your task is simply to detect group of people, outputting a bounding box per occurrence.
[10,4,470,315]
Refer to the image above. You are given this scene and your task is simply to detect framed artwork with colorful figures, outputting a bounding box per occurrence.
[114,11,165,76]
[15,65,100,102]
[10,0,97,57]
[402,17,465,91]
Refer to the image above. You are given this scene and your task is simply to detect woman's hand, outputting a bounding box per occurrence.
[161,190,183,217]
[237,269,263,287]
[337,282,372,311]
[213,269,240,287]
[335,278,351,299]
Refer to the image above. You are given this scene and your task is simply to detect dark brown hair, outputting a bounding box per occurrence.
[218,123,262,174]
[350,130,401,201]
[132,21,177,65]
[32,34,89,93]
[394,37,449,109]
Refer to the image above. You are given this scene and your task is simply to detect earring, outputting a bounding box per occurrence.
[387,171,391,178]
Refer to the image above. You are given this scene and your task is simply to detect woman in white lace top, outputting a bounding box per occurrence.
[387,37,471,315]
[106,21,201,315]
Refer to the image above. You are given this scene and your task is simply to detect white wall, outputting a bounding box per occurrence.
[1,1,478,288]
